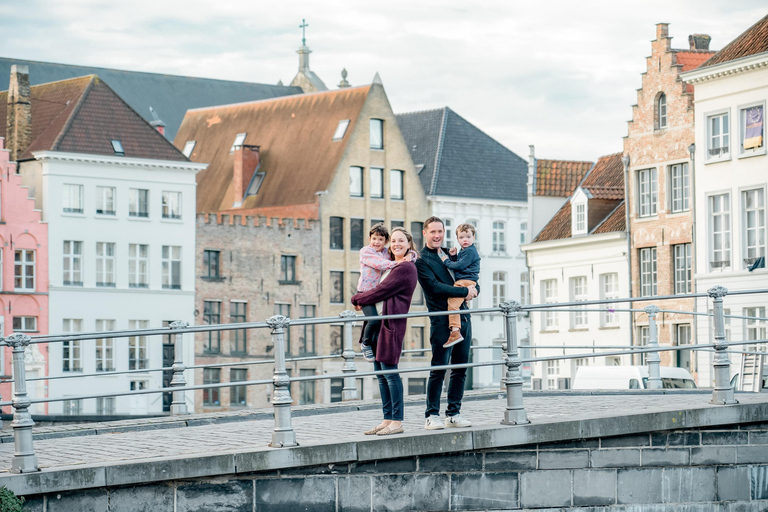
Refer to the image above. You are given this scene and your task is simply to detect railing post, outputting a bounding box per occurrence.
[267,315,297,447]
[500,301,529,425]
[339,310,359,401]
[708,286,738,405]
[5,333,38,472]
[644,305,663,390]
[169,321,189,415]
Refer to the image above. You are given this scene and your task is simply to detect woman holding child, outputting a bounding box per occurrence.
[351,226,418,436]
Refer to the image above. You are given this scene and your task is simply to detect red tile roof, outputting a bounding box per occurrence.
[533,200,571,242]
[581,152,624,200]
[534,159,593,197]
[0,75,187,161]
[593,202,626,234]
[701,14,768,68]
[676,51,716,72]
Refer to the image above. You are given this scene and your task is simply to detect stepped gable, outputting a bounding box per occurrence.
[700,14,768,68]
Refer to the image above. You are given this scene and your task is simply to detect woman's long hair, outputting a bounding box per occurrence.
[388,227,416,260]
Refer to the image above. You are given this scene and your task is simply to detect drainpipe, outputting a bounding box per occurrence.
[688,143,698,373]
[622,155,635,359]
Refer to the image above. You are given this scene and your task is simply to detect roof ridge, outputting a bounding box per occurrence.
[187,85,372,113]
[395,107,449,117]
[429,107,448,195]
[10,74,95,92]
[50,76,95,151]
[590,200,625,234]
[536,157,594,164]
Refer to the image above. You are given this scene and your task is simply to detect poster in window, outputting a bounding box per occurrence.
[744,106,763,150]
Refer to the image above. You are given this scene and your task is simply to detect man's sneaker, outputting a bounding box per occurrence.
[424,415,445,430]
[361,343,375,363]
[443,330,464,348]
[445,414,472,428]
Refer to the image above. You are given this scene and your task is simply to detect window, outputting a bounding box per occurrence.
[280,255,296,283]
[95,319,115,372]
[743,189,766,266]
[391,220,404,229]
[230,302,247,354]
[203,301,221,353]
[14,250,35,291]
[570,276,588,328]
[444,219,454,249]
[162,245,182,289]
[408,378,426,395]
[740,104,765,154]
[390,170,404,200]
[600,273,619,327]
[370,167,384,198]
[349,166,363,197]
[412,284,424,305]
[63,399,82,416]
[745,307,767,347]
[129,189,149,218]
[371,218,384,227]
[370,119,383,149]
[162,191,181,219]
[349,271,360,301]
[203,250,221,278]
[673,243,692,294]
[412,326,425,351]
[274,303,291,354]
[63,184,84,213]
[299,368,316,404]
[636,326,649,365]
[12,316,36,332]
[350,218,365,250]
[492,271,506,305]
[520,222,528,245]
[96,186,116,215]
[411,222,423,249]
[230,369,248,406]
[203,368,221,405]
[299,305,316,355]
[63,241,83,286]
[676,324,692,371]
[96,242,116,287]
[637,168,658,217]
[514,272,527,306]
[128,244,149,288]
[329,217,344,250]
[246,172,266,197]
[110,139,125,156]
[330,325,342,355]
[62,319,82,372]
[230,133,247,153]
[331,270,344,304]
[546,360,559,390]
[709,193,731,268]
[492,221,506,254]
[128,319,149,370]
[333,120,350,141]
[657,93,667,129]
[707,112,730,160]
[96,397,116,415]
[669,163,690,213]
[573,203,586,234]
[639,247,657,296]
[182,140,196,158]
[542,279,558,328]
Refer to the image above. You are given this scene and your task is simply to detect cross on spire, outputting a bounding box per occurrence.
[300,19,308,46]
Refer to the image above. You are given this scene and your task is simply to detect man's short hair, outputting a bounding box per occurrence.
[369,222,390,241]
[456,223,476,236]
[423,216,443,228]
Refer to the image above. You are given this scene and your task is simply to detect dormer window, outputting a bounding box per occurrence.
[246,172,266,197]
[230,133,247,153]
[333,120,350,141]
[182,141,196,158]
[110,140,125,156]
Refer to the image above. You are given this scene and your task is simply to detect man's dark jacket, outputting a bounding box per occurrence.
[416,246,476,322]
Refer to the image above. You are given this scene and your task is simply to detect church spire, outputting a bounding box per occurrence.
[290,18,328,93]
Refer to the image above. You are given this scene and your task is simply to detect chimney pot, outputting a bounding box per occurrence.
[6,65,32,161]
[688,34,711,51]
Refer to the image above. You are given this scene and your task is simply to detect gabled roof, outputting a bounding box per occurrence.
[0,75,187,161]
[0,57,303,141]
[676,51,715,72]
[700,14,768,68]
[534,158,593,197]
[396,107,528,202]
[580,152,624,200]
[177,86,372,212]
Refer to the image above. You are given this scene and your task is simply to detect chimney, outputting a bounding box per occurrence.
[6,65,32,161]
[689,34,711,51]
[232,145,260,207]
[656,23,669,41]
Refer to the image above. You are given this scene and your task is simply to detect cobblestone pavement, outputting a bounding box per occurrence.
[0,392,765,471]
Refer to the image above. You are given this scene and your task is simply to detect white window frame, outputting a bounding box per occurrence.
[161,191,182,220]
[657,93,667,129]
[673,243,692,294]
[14,249,35,291]
[600,273,619,327]
[369,119,383,150]
[62,184,84,214]
[129,243,149,288]
[742,187,766,267]
[669,163,690,213]
[444,218,454,249]
[12,316,37,332]
[520,221,528,245]
[542,279,558,329]
[570,276,588,328]
[709,193,731,269]
[96,397,116,415]
[370,167,384,199]
[705,109,731,163]
[129,319,149,370]
[182,141,196,158]
[572,202,587,235]
[637,168,658,217]
[129,188,149,218]
[333,120,350,141]
[744,307,767,346]
[520,272,529,306]
[349,166,363,197]
[390,170,404,200]
[230,132,247,153]
[492,221,506,255]
[639,247,657,297]
[738,101,766,158]
[95,319,116,372]
[63,241,83,286]
[162,245,182,290]
[96,186,116,215]
[62,319,82,372]
[492,271,506,305]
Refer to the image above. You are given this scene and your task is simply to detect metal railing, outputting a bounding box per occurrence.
[0,285,766,472]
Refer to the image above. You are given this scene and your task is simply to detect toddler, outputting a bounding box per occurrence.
[440,223,481,348]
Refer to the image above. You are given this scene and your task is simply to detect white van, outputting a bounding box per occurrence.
[572,366,697,390]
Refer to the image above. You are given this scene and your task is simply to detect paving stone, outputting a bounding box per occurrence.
[573,469,616,506]
[450,472,518,510]
[519,470,570,508]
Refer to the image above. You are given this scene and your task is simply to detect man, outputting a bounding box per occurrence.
[416,216,477,430]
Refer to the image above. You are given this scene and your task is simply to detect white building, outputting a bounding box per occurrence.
[681,16,768,387]
[523,153,632,389]
[7,72,204,415]
[397,107,529,389]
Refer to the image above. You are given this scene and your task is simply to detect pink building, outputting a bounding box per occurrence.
[0,137,48,413]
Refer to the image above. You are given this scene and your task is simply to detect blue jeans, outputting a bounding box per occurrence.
[374,361,403,421]
[425,313,471,418]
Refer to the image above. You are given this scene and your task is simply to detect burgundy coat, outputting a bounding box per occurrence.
[350,261,417,366]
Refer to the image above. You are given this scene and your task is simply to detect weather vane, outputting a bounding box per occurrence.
[300,19,308,46]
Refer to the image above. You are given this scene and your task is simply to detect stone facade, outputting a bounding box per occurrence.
[194,213,321,412]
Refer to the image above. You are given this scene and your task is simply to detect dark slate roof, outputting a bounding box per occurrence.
[396,107,528,202]
[0,75,187,161]
[0,57,303,141]
[701,14,768,68]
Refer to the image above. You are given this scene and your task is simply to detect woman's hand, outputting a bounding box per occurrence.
[354,305,362,311]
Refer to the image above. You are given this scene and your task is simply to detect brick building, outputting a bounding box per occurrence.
[194,213,321,412]
[623,24,715,376]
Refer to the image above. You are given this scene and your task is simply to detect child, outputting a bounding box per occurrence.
[440,223,481,348]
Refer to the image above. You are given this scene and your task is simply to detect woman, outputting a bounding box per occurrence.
[351,227,418,436]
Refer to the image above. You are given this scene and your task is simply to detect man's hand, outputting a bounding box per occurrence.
[353,305,362,311]
[449,247,458,256]
[465,285,478,301]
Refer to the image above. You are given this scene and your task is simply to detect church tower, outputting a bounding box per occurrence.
[290,19,328,93]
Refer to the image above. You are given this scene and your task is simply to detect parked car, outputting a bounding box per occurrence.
[572,365,697,390]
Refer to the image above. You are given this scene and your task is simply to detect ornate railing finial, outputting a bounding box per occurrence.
[5,333,32,348]
[644,305,660,316]
[266,315,291,330]
[499,300,522,314]
[708,286,728,299]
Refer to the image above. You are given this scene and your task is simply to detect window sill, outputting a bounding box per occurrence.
[63,370,83,373]
[370,148,384,152]
[390,197,404,202]
[62,211,85,217]
[162,285,182,290]
[128,216,151,222]
[202,276,226,282]
[95,213,118,220]
[160,218,183,224]
[330,248,345,252]
[539,329,560,334]
[350,195,364,199]
[96,368,117,372]
[63,282,84,287]
[370,197,385,201]
[96,283,116,288]
[569,328,589,332]
[278,280,301,286]
[737,148,767,159]
[203,351,221,356]
[129,284,149,289]
[599,325,621,330]
[704,155,731,165]
[635,215,658,222]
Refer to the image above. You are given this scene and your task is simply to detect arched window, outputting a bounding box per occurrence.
[657,93,667,129]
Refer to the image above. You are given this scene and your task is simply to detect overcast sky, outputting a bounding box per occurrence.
[1,1,765,161]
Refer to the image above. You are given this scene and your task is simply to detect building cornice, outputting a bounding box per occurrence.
[680,52,768,84]
[31,151,208,172]
[522,231,626,253]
